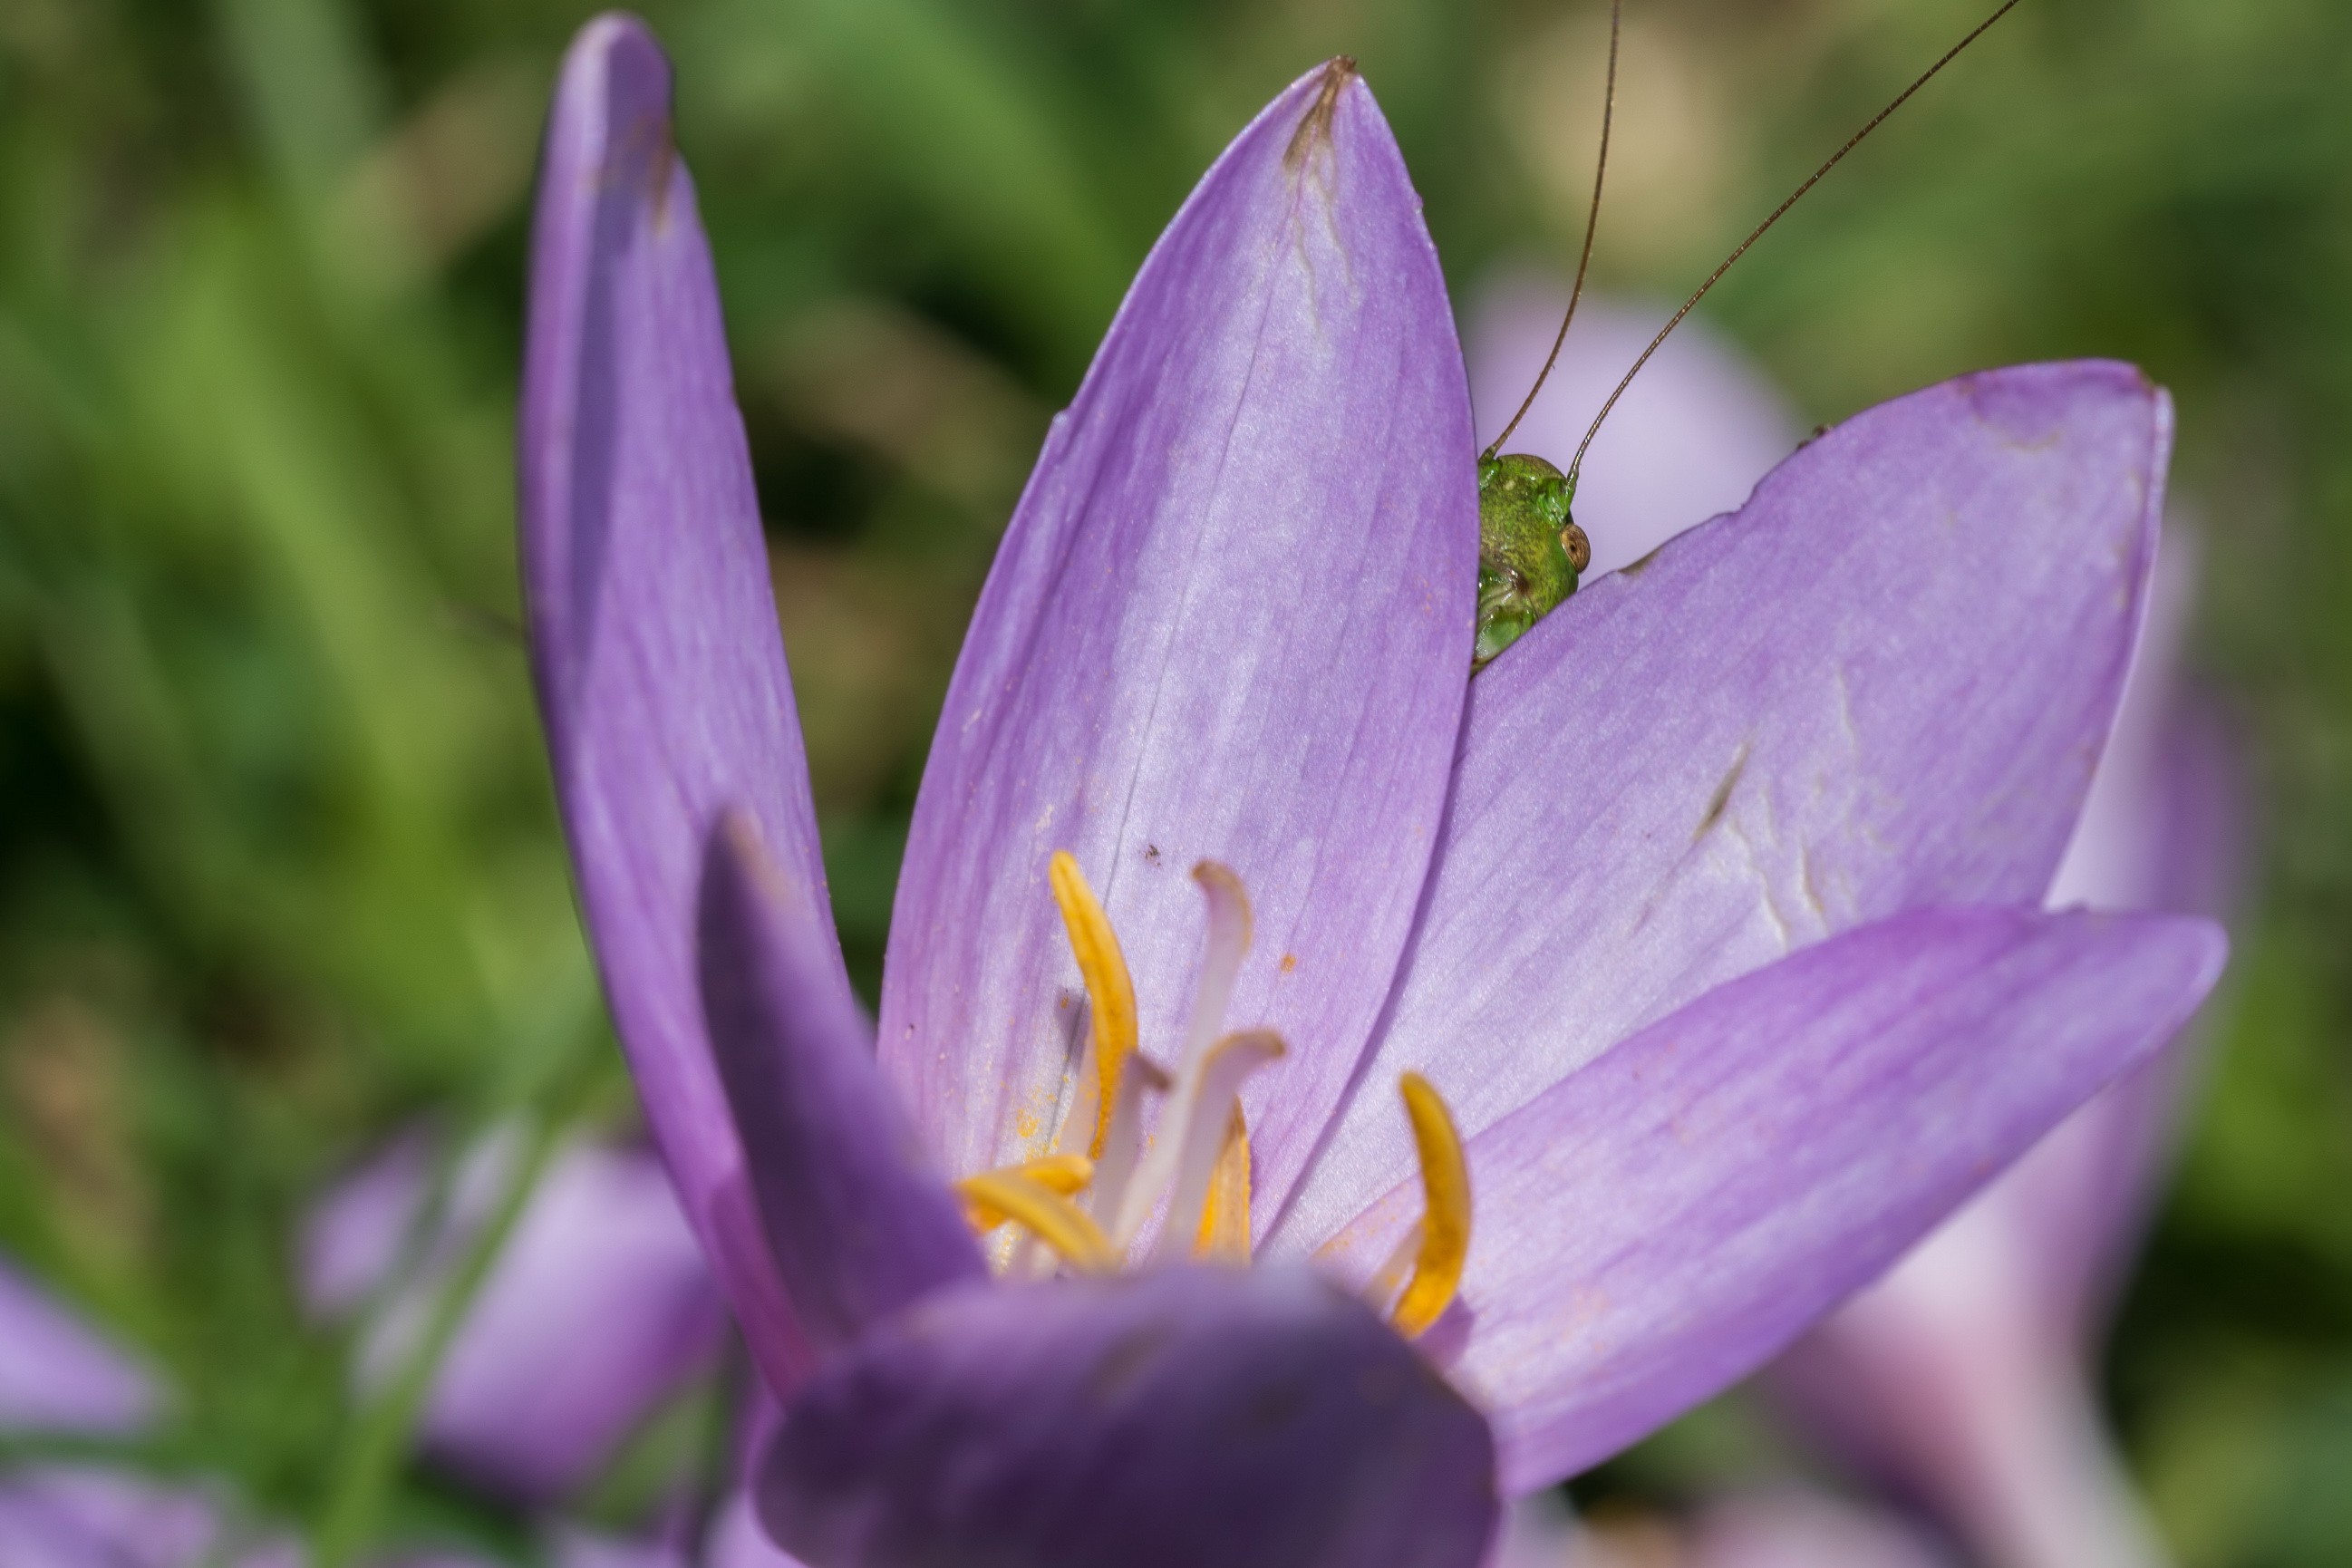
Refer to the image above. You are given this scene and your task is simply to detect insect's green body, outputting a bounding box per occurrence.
[1473,451,1589,671]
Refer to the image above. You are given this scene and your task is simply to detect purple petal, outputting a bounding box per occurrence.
[1493,1491,1951,1568]
[704,1492,810,1568]
[1768,1256,2169,1568]
[550,1527,688,1568]
[2018,696,2241,1328]
[1276,362,2173,1250]
[417,1143,729,1500]
[2047,522,2205,913]
[1764,676,2241,1568]
[1682,1493,1954,1568]
[0,1466,299,1568]
[299,1131,434,1318]
[0,1259,158,1437]
[520,15,837,1389]
[700,814,984,1353]
[758,1267,1496,1568]
[877,62,1478,1209]
[311,1132,727,1502]
[1464,275,1800,576]
[1318,904,2222,1494]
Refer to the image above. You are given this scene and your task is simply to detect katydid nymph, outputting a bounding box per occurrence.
[1471,0,2024,673]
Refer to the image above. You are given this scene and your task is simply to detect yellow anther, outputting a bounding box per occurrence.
[1049,851,1137,1159]
[1389,1072,1471,1338]
[1193,1104,1253,1264]
[956,1167,1119,1274]
[957,1155,1094,1230]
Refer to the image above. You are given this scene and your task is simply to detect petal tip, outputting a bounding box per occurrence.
[550,10,678,205]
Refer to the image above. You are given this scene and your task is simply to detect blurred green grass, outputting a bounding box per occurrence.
[0,0,2347,1562]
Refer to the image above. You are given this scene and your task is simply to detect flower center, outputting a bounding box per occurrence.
[953,851,1472,1339]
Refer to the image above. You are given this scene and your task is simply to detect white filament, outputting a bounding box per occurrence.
[1109,864,1256,1249]
[1147,1031,1284,1265]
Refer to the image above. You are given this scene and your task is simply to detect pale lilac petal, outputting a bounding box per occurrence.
[1987,692,2243,1341]
[312,1129,726,1501]
[346,1126,528,1395]
[759,1267,1496,1568]
[700,814,983,1354]
[1278,363,2173,1250]
[1770,1253,2168,1568]
[0,1260,158,1436]
[299,1132,433,1317]
[0,1467,296,1568]
[1319,905,2223,1494]
[2016,694,2241,1324]
[552,1526,689,1568]
[1766,682,2241,1568]
[1683,1493,1954,1568]
[703,1492,809,1568]
[702,1389,808,1567]
[2047,522,2201,913]
[878,62,1479,1213]
[1531,1492,1952,1568]
[1465,274,1800,575]
[417,1142,729,1500]
[520,15,831,1389]
[0,1470,215,1568]
[1484,1492,1580,1568]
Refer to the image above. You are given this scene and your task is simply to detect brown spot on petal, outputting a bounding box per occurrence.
[1285,57,1357,169]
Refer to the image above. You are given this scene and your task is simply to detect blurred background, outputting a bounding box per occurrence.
[0,0,2346,1563]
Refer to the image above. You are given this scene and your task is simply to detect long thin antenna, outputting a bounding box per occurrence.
[1486,0,1622,460]
[1566,0,2022,482]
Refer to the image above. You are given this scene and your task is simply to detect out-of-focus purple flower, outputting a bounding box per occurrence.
[547,1524,690,1568]
[304,1131,728,1503]
[0,1466,303,1568]
[1501,1490,1952,1568]
[519,17,2222,1567]
[0,1258,158,1436]
[0,1263,313,1567]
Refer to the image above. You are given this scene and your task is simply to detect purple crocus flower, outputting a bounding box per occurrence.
[1531,1490,1953,1568]
[0,1257,159,1437]
[520,17,2223,1567]
[0,1259,307,1568]
[302,1130,728,1503]
[0,1466,305,1568]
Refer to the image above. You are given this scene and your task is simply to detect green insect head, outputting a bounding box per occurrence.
[1474,452,1589,672]
[1460,0,2018,677]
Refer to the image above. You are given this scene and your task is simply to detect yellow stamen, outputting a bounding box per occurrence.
[956,1154,1093,1230]
[956,1167,1119,1274]
[1049,851,1137,1159]
[1389,1072,1471,1338]
[1193,1104,1253,1264]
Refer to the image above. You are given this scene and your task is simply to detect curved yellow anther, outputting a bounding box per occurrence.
[1390,1072,1471,1338]
[957,1154,1093,1230]
[1193,1104,1253,1264]
[957,1167,1119,1274]
[1050,851,1137,1159]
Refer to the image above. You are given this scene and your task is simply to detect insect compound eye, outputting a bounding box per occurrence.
[1560,522,1592,575]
